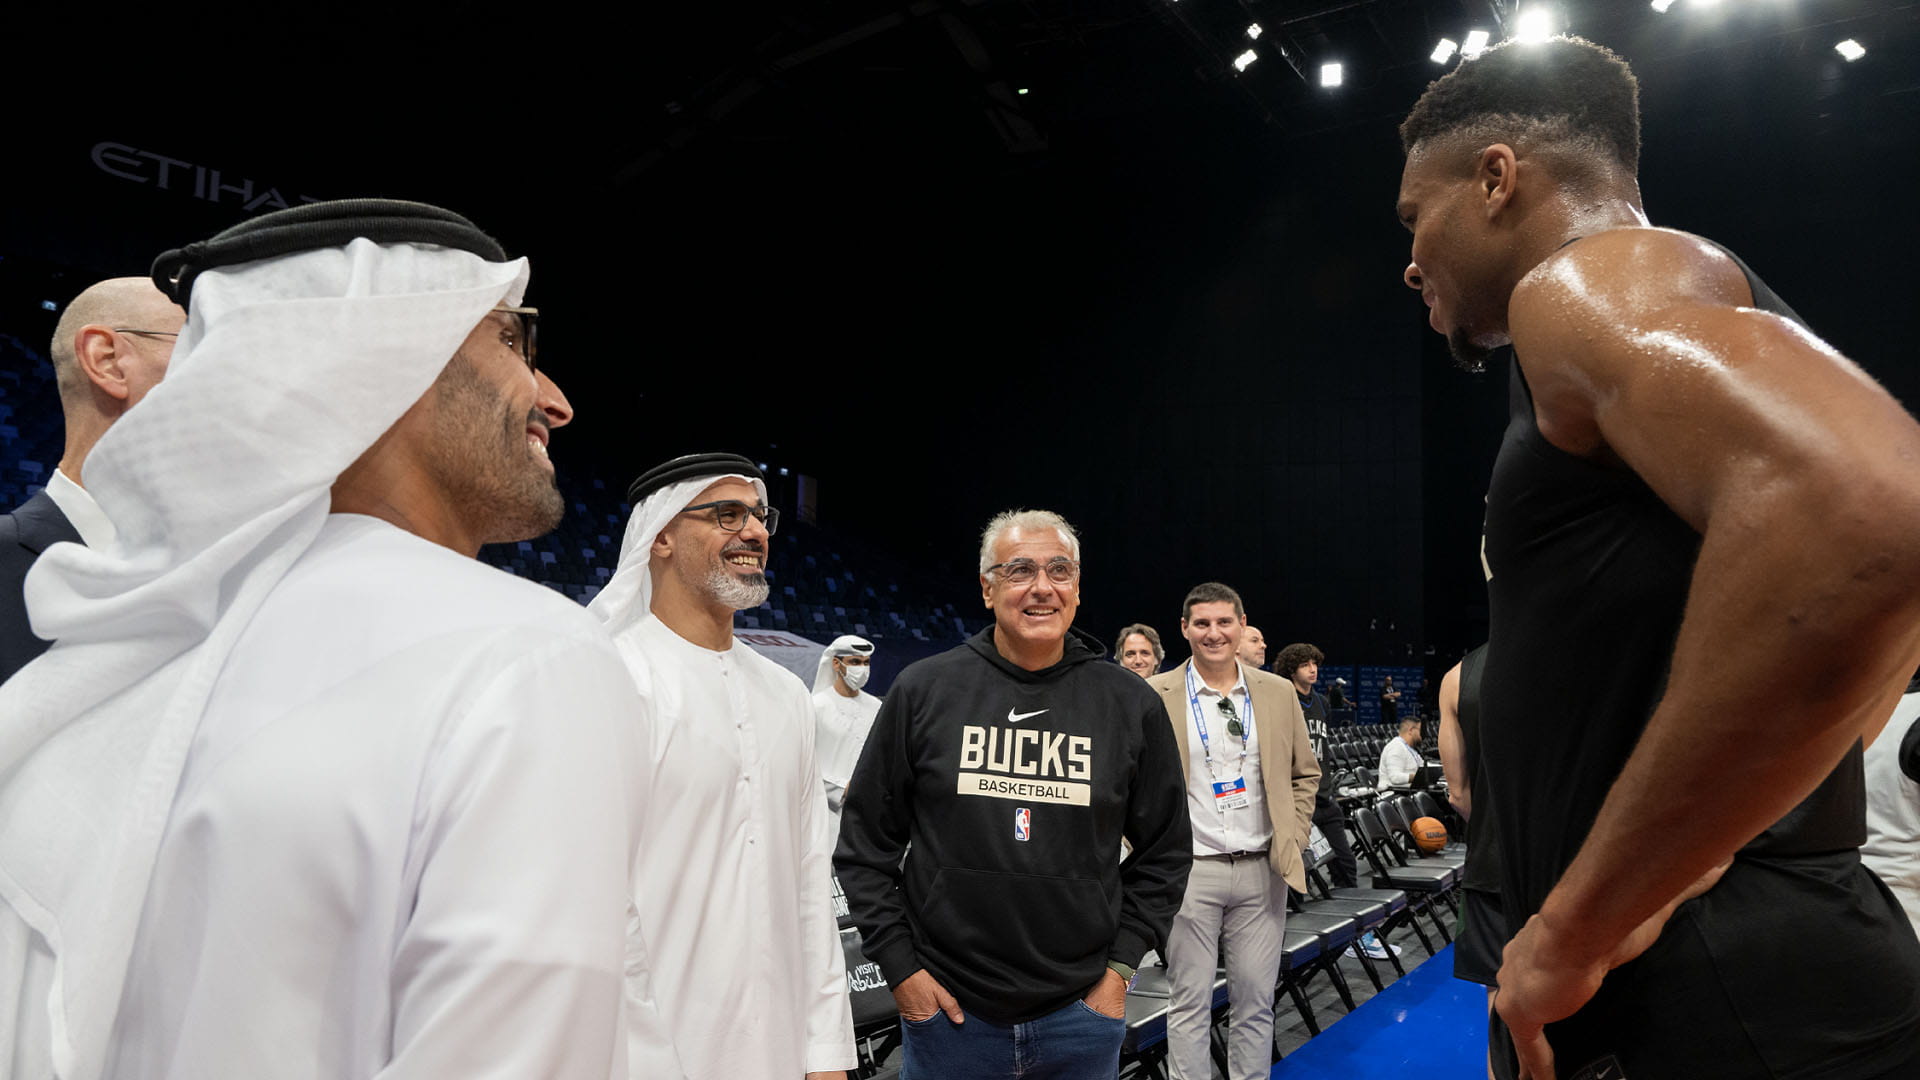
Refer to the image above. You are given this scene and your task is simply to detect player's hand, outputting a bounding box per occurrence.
[1082,968,1128,1019]
[804,1073,847,1080]
[893,968,964,1024]
[1496,860,1729,1080]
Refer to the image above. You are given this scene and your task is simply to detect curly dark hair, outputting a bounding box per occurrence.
[1274,643,1325,682]
[1400,35,1640,176]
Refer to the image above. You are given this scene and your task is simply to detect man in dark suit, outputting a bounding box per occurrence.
[1145,583,1319,1080]
[1,277,181,680]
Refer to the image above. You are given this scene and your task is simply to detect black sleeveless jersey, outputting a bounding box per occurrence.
[1480,233,1920,1078]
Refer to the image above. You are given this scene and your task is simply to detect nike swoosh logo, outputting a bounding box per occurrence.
[1007,708,1049,723]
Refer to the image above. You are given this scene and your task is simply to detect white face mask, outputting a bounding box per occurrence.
[838,662,871,691]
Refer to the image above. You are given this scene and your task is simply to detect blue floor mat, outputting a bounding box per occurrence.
[1272,945,1489,1078]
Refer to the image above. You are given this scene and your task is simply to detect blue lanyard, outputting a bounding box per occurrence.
[1185,664,1253,774]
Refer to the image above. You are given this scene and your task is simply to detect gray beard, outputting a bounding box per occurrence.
[707,567,771,610]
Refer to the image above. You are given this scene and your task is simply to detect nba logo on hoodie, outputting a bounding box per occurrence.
[1014,807,1031,842]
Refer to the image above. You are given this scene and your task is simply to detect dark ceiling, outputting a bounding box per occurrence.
[5,0,1917,664]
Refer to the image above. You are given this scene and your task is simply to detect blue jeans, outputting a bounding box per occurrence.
[900,997,1125,1079]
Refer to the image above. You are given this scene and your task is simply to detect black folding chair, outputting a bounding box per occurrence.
[1294,828,1404,987]
[1380,796,1467,869]
[1351,806,1457,956]
[840,927,902,1079]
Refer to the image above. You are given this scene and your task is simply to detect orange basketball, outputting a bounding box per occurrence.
[1412,817,1449,855]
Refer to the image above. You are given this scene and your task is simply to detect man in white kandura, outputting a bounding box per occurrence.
[812,634,880,820]
[591,451,855,1080]
[0,199,671,1080]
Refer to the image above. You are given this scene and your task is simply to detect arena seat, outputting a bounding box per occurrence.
[1351,807,1456,956]
[1294,832,1404,987]
[1380,797,1466,868]
[838,926,902,1078]
[1277,911,1360,1035]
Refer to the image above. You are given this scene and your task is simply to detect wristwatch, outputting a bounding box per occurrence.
[1106,960,1137,990]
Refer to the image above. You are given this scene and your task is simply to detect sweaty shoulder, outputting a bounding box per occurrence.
[1506,227,1756,459]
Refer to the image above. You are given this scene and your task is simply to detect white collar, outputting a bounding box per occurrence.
[43,468,116,550]
[1190,660,1249,697]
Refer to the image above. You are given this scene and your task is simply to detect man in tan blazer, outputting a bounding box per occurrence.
[1145,582,1320,1080]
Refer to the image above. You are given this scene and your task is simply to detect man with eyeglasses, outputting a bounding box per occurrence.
[0,200,670,1078]
[811,634,880,821]
[1144,582,1319,1080]
[2,277,181,682]
[590,452,855,1080]
[836,508,1190,1080]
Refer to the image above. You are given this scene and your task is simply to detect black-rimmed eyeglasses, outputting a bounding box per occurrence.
[111,328,180,341]
[494,305,539,371]
[681,499,780,535]
[985,557,1080,585]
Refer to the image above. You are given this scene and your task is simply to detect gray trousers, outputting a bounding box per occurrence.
[1165,853,1287,1080]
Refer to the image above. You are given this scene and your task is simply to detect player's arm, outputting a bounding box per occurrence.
[1435,662,1468,820]
[1498,228,1920,1065]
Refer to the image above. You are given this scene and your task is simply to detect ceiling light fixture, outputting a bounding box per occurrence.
[1514,8,1555,43]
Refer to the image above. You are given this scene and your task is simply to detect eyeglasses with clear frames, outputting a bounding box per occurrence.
[985,557,1080,586]
[680,499,780,535]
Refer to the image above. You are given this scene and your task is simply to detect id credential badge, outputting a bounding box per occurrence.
[1212,776,1250,811]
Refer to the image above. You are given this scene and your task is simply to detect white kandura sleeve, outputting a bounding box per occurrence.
[376,632,657,1080]
[797,699,858,1073]
[619,653,691,1080]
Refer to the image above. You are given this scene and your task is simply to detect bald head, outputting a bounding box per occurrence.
[49,277,184,484]
[51,278,180,399]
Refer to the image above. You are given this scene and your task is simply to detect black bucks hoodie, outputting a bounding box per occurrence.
[834,625,1191,1023]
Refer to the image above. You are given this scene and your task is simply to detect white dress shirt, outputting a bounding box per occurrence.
[42,468,114,549]
[1378,736,1423,790]
[101,514,649,1080]
[1183,662,1275,855]
[615,615,856,1077]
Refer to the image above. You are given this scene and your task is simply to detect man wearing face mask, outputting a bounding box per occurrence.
[812,634,880,818]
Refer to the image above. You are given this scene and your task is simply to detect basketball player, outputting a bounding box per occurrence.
[1398,36,1920,1079]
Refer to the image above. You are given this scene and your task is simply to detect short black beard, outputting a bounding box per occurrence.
[1447,328,1494,374]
